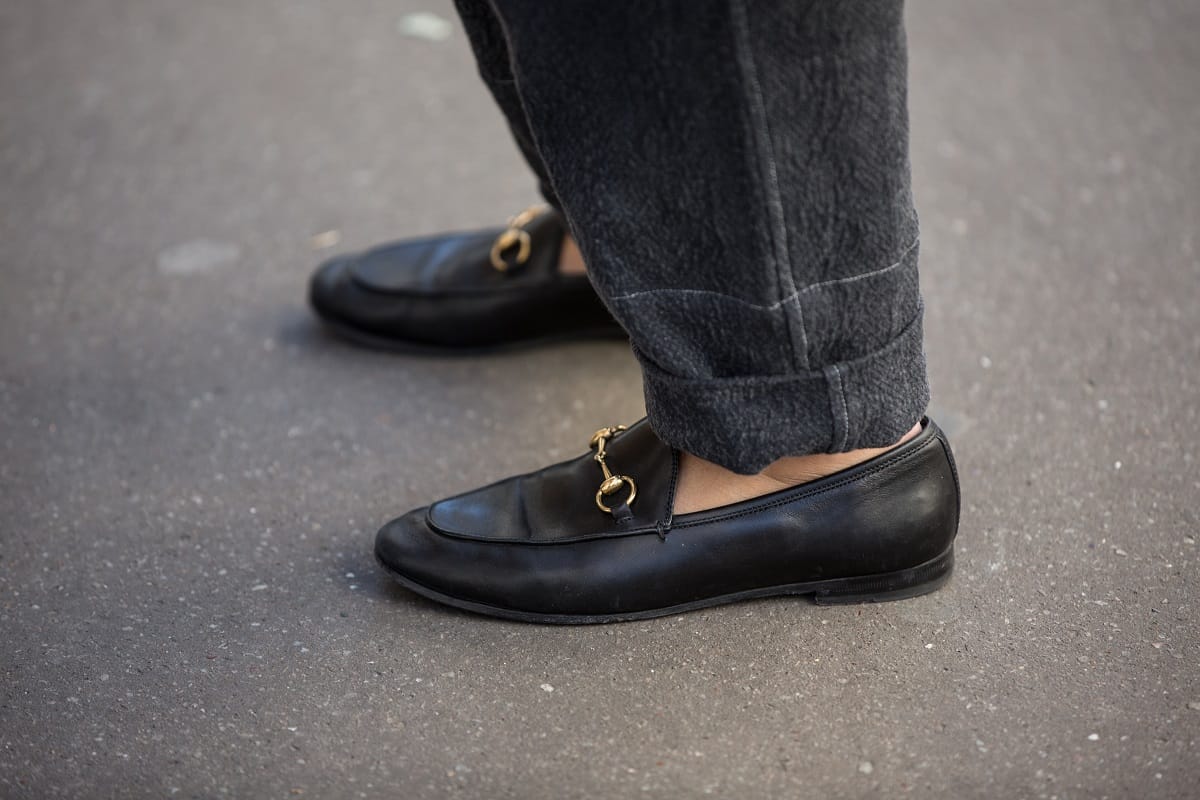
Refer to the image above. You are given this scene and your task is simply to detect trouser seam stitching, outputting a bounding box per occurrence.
[834,364,850,451]
[729,0,810,371]
[824,364,850,452]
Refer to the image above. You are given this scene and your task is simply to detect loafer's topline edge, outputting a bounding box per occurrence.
[375,417,960,624]
[308,208,625,353]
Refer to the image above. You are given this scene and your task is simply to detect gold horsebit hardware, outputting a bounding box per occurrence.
[590,425,637,515]
[489,205,546,272]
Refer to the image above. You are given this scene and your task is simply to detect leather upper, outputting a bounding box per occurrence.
[376,418,961,617]
[428,419,677,542]
[349,212,564,295]
[308,209,624,348]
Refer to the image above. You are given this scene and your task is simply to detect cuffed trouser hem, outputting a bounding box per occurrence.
[637,313,930,475]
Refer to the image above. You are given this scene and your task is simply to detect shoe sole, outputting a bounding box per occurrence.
[375,544,954,624]
[315,313,627,356]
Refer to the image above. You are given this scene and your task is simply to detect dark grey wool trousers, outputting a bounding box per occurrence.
[453,0,929,474]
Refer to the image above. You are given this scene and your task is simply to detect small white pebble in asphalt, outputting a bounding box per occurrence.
[1087,733,1100,741]
[1114,461,1122,470]
[924,643,934,649]
[1097,399,1109,410]
[251,584,268,591]
[1114,548,1128,557]
[398,12,453,41]
[1187,701,1200,711]
[156,239,240,276]
[858,761,874,775]
[540,683,555,693]
[310,230,342,250]
[979,355,992,369]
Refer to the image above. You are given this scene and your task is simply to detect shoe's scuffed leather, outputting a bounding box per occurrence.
[376,418,960,621]
[308,209,624,351]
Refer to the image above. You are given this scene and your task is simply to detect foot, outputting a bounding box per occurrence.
[308,206,622,352]
[556,233,587,275]
[672,422,923,514]
[374,418,960,623]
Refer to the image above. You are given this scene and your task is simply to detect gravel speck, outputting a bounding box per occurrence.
[156,239,240,276]
[398,12,453,41]
[310,230,341,250]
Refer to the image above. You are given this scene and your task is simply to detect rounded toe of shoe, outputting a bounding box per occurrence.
[308,254,357,323]
[374,508,448,589]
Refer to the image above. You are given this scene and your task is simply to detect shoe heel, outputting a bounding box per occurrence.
[813,546,954,605]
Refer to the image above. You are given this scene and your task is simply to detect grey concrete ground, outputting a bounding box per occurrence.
[1,0,1197,797]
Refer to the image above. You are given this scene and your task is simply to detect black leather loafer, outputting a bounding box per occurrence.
[309,206,625,353]
[375,418,961,624]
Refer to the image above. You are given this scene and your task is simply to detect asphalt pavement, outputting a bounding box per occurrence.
[2,1,1198,797]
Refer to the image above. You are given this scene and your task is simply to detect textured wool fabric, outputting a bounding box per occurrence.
[452,0,562,212]
[454,0,929,474]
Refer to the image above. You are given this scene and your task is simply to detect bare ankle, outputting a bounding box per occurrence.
[558,235,587,275]
[673,421,923,516]
[760,421,923,485]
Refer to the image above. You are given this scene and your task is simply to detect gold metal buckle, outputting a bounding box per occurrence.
[590,425,637,515]
[489,205,545,272]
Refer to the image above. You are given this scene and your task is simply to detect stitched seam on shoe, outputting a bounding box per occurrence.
[660,448,680,535]
[349,215,568,296]
[666,433,938,531]
[937,433,962,535]
[426,420,665,539]
[428,430,938,544]
[352,274,592,299]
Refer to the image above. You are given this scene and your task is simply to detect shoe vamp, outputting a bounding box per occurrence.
[350,229,516,293]
[395,506,850,618]
[426,419,675,542]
